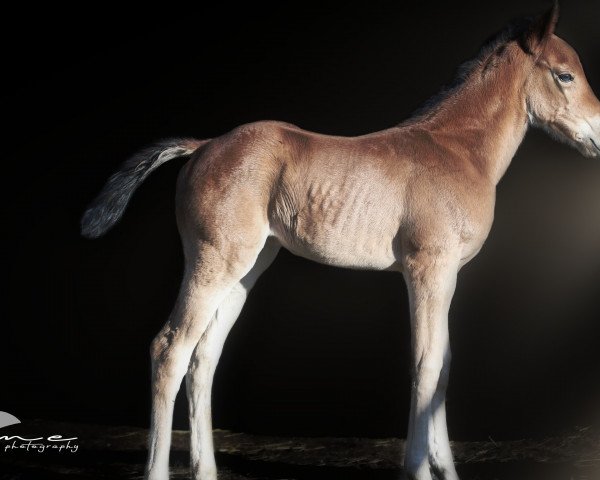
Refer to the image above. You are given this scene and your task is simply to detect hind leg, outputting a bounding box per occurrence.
[185,237,280,480]
[144,235,268,480]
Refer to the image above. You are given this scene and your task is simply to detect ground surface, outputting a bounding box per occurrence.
[0,420,598,479]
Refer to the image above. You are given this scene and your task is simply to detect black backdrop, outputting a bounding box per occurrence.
[2,1,599,441]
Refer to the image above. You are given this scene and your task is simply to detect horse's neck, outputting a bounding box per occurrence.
[419,55,530,185]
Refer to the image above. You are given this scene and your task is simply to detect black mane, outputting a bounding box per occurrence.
[405,16,536,124]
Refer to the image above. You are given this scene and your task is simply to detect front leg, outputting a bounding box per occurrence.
[429,348,459,480]
[402,249,460,480]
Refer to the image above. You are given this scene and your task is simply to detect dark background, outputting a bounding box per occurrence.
[1,1,599,442]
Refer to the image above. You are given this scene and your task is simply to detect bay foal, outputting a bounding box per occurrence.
[82,5,600,480]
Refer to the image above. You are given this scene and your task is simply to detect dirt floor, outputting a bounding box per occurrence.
[0,420,598,479]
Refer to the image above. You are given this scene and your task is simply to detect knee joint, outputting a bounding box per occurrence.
[413,356,443,380]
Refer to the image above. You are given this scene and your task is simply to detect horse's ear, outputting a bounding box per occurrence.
[520,1,559,55]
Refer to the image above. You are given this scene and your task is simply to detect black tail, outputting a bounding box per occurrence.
[81,138,207,239]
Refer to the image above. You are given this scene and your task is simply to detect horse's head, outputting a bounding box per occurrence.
[523,3,600,158]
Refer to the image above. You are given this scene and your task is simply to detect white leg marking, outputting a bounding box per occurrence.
[145,276,230,480]
[144,234,271,480]
[430,350,459,480]
[403,252,459,480]
[186,240,280,480]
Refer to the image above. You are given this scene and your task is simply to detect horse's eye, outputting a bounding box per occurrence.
[557,73,574,83]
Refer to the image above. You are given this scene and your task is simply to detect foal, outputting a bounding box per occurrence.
[82,5,600,480]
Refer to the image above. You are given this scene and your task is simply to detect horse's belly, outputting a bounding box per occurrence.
[281,238,399,270]
[271,208,401,271]
[269,165,406,270]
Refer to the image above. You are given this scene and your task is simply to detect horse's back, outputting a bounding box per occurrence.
[175,120,492,269]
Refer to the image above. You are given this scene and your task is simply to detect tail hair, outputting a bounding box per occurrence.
[81,138,206,239]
